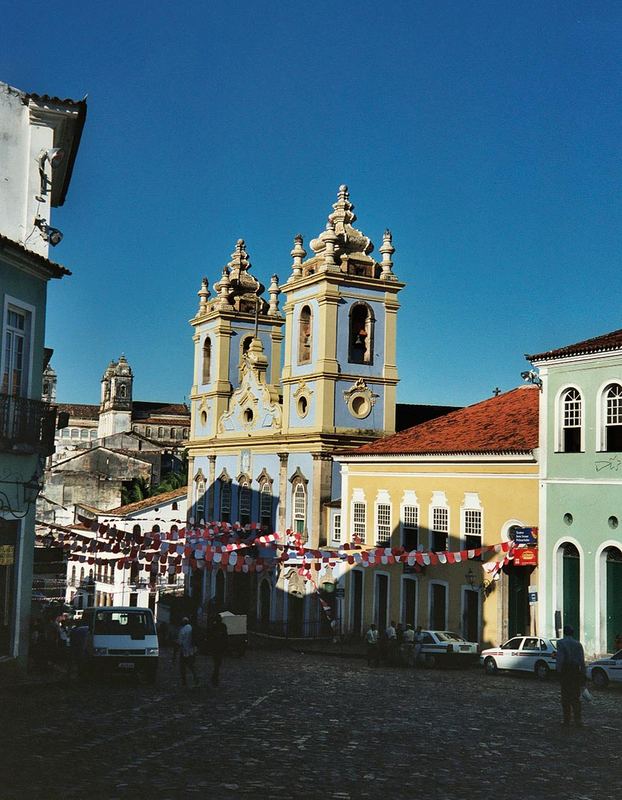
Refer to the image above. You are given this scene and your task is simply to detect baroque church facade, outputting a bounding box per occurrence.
[187,186,404,626]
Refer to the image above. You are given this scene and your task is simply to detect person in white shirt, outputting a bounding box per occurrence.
[365,623,379,667]
[177,617,198,687]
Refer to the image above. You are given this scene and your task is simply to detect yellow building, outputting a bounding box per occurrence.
[335,386,540,647]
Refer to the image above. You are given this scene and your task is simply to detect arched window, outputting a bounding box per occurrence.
[119,384,127,399]
[260,481,273,531]
[170,428,175,438]
[172,502,178,511]
[239,479,251,525]
[202,336,211,384]
[348,303,374,365]
[196,478,206,521]
[293,482,307,536]
[604,383,622,452]
[560,388,582,452]
[80,429,89,440]
[146,427,152,437]
[70,428,79,439]
[79,567,85,584]
[298,305,312,364]
[71,565,76,586]
[132,524,141,536]
[220,478,232,523]
[182,428,189,439]
[158,427,164,438]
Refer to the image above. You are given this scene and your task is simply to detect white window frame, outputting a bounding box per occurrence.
[374,490,392,546]
[351,493,367,543]
[429,491,449,552]
[555,384,583,453]
[331,510,342,545]
[1,296,36,398]
[293,482,307,534]
[400,490,419,551]
[460,493,483,551]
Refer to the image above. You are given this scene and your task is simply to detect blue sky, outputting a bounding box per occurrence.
[4,1,621,407]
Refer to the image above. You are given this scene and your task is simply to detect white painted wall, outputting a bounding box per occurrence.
[0,83,54,256]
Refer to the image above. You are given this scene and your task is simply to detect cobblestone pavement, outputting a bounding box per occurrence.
[0,647,620,800]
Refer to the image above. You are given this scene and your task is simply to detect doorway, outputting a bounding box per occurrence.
[375,574,388,628]
[0,521,17,656]
[463,588,479,642]
[507,564,532,637]
[351,570,363,635]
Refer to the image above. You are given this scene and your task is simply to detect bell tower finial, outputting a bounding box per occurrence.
[379,229,396,280]
[290,234,306,278]
[196,276,210,316]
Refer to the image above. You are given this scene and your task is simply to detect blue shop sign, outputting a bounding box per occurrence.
[513,527,538,546]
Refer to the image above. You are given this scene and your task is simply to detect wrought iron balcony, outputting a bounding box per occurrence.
[0,392,57,456]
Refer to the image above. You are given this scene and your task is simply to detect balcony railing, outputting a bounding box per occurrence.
[0,393,57,456]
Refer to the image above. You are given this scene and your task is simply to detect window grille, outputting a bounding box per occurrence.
[352,501,366,543]
[376,503,391,544]
[402,505,419,551]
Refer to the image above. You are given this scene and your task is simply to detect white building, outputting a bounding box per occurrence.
[64,488,187,614]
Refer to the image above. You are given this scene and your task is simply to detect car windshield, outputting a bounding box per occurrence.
[93,611,155,636]
[435,631,467,643]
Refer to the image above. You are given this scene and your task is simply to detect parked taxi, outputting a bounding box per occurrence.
[480,635,558,679]
[587,650,622,689]
[419,630,479,667]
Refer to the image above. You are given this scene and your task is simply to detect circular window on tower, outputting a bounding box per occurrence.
[563,513,573,526]
[297,395,309,418]
[608,515,619,529]
[350,395,371,418]
[243,408,254,424]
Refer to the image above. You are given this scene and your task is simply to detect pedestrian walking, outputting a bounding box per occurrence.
[177,617,199,687]
[365,623,379,667]
[206,614,228,687]
[68,619,89,679]
[556,625,586,728]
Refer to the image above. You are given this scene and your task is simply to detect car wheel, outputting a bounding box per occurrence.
[484,656,497,675]
[592,668,609,689]
[534,660,549,680]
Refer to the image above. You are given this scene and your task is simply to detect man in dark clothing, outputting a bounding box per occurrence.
[207,615,228,687]
[556,625,586,727]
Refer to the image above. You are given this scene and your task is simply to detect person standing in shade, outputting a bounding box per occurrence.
[177,617,199,687]
[556,625,586,728]
[386,620,398,665]
[413,626,424,668]
[207,615,229,687]
[365,623,379,667]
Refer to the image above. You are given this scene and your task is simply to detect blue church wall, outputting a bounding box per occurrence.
[287,379,317,429]
[331,460,342,502]
[333,378,386,431]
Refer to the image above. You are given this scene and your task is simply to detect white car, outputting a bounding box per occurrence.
[587,650,622,688]
[480,635,558,680]
[419,630,479,667]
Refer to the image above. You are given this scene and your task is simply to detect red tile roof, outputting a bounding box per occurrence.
[105,487,187,516]
[350,386,539,456]
[58,403,99,420]
[527,328,622,362]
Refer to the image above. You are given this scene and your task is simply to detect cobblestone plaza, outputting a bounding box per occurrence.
[1,648,619,799]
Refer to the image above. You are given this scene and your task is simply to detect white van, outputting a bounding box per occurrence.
[81,606,159,682]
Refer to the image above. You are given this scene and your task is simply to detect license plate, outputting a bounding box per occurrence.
[118,662,135,669]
